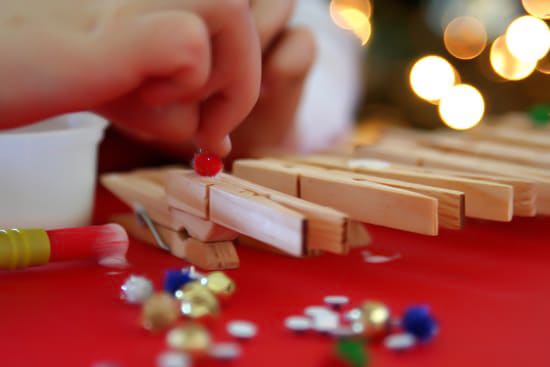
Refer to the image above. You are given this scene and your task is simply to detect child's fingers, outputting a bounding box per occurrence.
[97,94,199,143]
[131,11,211,105]
[262,26,316,88]
[189,0,261,156]
[132,0,262,156]
[251,0,295,51]
[229,27,316,157]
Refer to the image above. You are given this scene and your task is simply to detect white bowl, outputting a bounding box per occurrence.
[0,112,108,229]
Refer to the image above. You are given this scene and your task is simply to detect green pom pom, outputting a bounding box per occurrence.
[336,339,369,367]
[529,104,550,127]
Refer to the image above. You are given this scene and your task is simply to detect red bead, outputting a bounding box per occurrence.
[193,152,223,177]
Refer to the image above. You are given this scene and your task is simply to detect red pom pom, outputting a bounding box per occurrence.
[193,152,223,177]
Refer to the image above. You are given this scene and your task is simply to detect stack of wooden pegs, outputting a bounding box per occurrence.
[101,167,371,270]
[101,114,549,270]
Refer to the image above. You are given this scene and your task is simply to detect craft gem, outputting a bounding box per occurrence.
[156,351,191,367]
[208,342,242,360]
[193,152,223,177]
[227,320,258,339]
[178,281,220,319]
[141,292,180,332]
[285,316,312,332]
[166,323,211,353]
[384,333,416,351]
[402,305,438,341]
[358,301,391,338]
[205,271,236,297]
[121,275,154,304]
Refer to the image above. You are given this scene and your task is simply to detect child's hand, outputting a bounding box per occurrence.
[1,0,261,156]
[230,0,316,157]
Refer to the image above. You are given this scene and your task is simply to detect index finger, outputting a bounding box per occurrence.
[251,0,296,51]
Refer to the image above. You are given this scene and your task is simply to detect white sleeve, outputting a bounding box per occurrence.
[286,0,363,152]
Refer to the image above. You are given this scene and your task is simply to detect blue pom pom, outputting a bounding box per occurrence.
[402,305,438,341]
[163,269,193,294]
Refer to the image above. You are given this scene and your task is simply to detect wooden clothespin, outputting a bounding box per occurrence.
[469,125,550,150]
[165,169,357,256]
[285,154,514,222]
[232,159,440,235]
[417,134,550,170]
[101,171,240,270]
[356,140,550,215]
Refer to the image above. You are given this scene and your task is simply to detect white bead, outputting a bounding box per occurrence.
[311,311,340,333]
[384,333,416,351]
[121,275,154,304]
[227,320,258,339]
[284,316,312,332]
[208,342,241,360]
[156,351,191,367]
[304,306,333,318]
[344,308,362,322]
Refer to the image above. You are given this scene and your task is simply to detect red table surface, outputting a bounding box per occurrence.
[2,186,550,367]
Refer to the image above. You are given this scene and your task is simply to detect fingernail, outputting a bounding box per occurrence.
[221,135,232,156]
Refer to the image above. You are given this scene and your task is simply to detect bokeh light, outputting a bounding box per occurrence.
[444,17,487,60]
[409,56,458,103]
[338,8,372,45]
[537,52,550,74]
[330,0,372,30]
[522,0,550,20]
[330,0,372,45]
[438,84,485,130]
[505,16,550,61]
[490,36,537,80]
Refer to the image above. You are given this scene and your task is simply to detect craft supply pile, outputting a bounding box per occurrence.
[120,266,438,367]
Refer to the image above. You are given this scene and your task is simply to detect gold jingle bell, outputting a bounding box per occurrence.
[176,281,219,318]
[166,322,211,354]
[358,301,391,338]
[205,271,236,297]
[141,292,180,332]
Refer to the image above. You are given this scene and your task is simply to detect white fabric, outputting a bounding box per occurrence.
[288,0,363,152]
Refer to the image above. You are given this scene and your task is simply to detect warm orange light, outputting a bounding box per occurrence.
[505,16,550,61]
[330,0,372,30]
[444,17,487,60]
[522,0,550,20]
[409,55,458,103]
[438,84,485,130]
[490,36,536,80]
[537,52,550,74]
[330,0,372,45]
[338,8,372,45]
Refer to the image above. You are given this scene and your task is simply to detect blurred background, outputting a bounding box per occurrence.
[330,0,550,130]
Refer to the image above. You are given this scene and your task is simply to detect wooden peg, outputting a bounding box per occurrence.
[287,154,514,222]
[233,159,439,235]
[165,170,353,255]
[357,142,550,215]
[346,221,371,248]
[110,214,239,270]
[268,159,465,230]
[101,173,238,242]
[165,170,307,256]
[101,174,173,228]
[404,167,536,218]
[217,173,351,255]
[469,125,550,150]
[419,134,550,170]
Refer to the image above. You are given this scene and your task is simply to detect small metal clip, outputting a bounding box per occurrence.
[134,204,171,251]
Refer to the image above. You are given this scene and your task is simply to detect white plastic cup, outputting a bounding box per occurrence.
[0,112,108,229]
